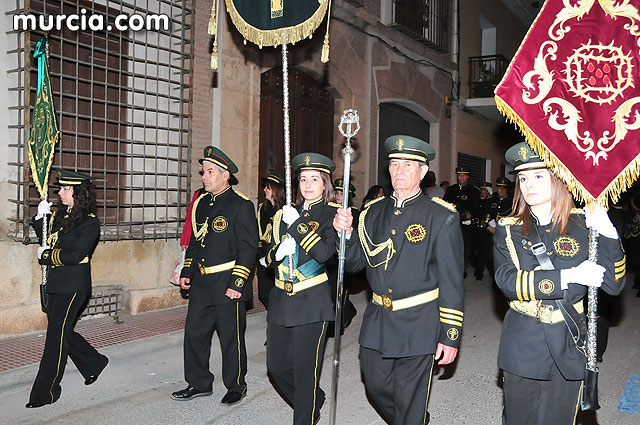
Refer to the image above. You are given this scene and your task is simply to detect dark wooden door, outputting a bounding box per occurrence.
[259,68,334,203]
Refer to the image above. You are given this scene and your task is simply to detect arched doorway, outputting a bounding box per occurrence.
[259,68,334,202]
[378,103,432,193]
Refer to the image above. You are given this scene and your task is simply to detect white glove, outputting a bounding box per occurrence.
[560,260,605,290]
[462,220,471,226]
[282,205,300,225]
[37,246,50,259]
[36,200,52,220]
[259,257,267,267]
[488,219,497,228]
[585,206,618,239]
[275,236,297,261]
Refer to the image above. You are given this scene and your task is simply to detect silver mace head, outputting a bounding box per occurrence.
[339,109,360,155]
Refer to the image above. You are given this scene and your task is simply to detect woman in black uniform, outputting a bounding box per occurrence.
[264,153,339,425]
[257,170,285,309]
[494,143,626,424]
[27,170,108,408]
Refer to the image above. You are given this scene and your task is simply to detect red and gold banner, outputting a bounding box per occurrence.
[495,0,640,206]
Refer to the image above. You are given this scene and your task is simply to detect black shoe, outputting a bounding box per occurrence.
[25,402,47,408]
[171,386,213,401]
[220,388,246,405]
[425,411,430,424]
[313,411,321,425]
[85,356,109,385]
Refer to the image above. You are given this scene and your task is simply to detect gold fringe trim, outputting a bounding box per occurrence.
[495,95,640,208]
[225,0,329,48]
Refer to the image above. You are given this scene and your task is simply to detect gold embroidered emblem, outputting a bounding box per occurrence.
[297,223,308,234]
[205,146,213,157]
[381,295,393,310]
[270,0,283,18]
[539,279,555,294]
[235,278,244,288]
[212,216,228,233]
[405,224,427,243]
[553,236,580,257]
[447,328,460,341]
[397,139,405,150]
[304,155,311,166]
[461,194,468,201]
[518,146,529,161]
[309,221,320,231]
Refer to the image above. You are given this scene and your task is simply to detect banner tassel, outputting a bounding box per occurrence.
[321,0,332,63]
[209,0,220,70]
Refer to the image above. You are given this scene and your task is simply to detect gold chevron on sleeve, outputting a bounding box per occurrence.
[439,306,464,317]
[516,270,523,301]
[300,232,321,252]
[439,307,463,327]
[614,256,626,268]
[529,271,536,301]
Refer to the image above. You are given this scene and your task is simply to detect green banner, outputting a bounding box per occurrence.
[28,38,60,199]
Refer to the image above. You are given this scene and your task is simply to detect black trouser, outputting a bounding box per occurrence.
[461,224,475,272]
[474,230,494,278]
[502,367,582,425]
[29,291,108,405]
[267,321,328,425]
[183,301,247,394]
[257,264,275,309]
[360,346,434,425]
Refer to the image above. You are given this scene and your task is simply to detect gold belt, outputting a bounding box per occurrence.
[509,300,584,324]
[199,260,236,275]
[275,272,328,296]
[372,288,439,311]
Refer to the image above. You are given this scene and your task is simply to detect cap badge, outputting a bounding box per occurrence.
[518,147,529,161]
[397,139,405,151]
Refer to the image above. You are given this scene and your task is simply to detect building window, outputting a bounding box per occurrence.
[393,0,450,52]
[6,0,194,242]
[468,54,508,98]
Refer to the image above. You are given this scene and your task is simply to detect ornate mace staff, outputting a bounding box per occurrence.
[281,44,295,278]
[328,109,360,425]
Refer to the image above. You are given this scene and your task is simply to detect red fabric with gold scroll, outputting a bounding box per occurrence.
[495,0,640,206]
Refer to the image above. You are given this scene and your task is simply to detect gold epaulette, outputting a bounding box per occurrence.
[570,208,585,215]
[351,205,360,211]
[234,189,250,200]
[431,197,456,212]
[364,196,385,209]
[328,202,341,208]
[498,217,520,226]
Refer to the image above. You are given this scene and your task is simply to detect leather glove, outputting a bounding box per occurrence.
[282,205,300,226]
[36,200,52,220]
[461,220,471,226]
[585,206,618,239]
[37,246,50,259]
[560,260,604,290]
[275,237,297,261]
[258,257,267,267]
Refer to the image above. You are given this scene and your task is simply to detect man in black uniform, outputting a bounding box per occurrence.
[479,177,514,281]
[172,146,258,405]
[334,135,464,424]
[444,166,480,278]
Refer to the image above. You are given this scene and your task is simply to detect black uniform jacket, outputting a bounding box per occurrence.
[34,211,100,294]
[181,186,258,305]
[476,194,513,230]
[257,201,275,259]
[494,210,626,380]
[344,193,465,358]
[265,199,338,327]
[444,183,480,222]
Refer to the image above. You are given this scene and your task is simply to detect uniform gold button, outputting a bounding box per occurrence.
[388,288,392,294]
[304,212,309,217]
[545,228,551,233]
[394,210,401,215]
[209,203,214,206]
[528,241,532,246]
[547,251,552,256]
[391,229,396,235]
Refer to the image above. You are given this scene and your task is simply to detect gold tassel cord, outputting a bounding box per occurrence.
[320,0,332,63]
[225,0,329,49]
[209,0,220,70]
[494,95,640,208]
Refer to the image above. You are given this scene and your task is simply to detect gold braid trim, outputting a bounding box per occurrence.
[357,207,395,270]
[431,196,456,212]
[191,193,209,244]
[495,94,640,208]
[505,224,520,270]
[225,0,329,48]
[273,209,283,245]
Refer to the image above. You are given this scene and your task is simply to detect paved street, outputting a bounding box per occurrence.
[0,275,638,424]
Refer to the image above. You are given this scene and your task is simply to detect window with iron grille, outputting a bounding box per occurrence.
[6,0,194,242]
[393,0,450,52]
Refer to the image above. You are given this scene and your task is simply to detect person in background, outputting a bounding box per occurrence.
[494,142,626,425]
[422,170,445,199]
[257,170,285,310]
[27,170,108,408]
[440,180,450,193]
[361,185,385,210]
[473,182,493,280]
